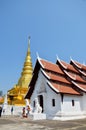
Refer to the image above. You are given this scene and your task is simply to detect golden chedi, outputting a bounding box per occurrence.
[0,96,4,104]
[7,37,33,106]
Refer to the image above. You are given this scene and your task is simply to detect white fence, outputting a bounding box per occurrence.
[2,105,24,116]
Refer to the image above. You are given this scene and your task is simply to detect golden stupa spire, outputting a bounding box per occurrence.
[17,37,33,88]
[7,37,33,106]
[27,36,30,53]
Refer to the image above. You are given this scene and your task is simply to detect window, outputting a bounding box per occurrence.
[52,99,55,107]
[72,100,74,106]
[33,101,35,107]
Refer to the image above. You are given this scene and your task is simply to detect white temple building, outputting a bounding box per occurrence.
[25,57,86,120]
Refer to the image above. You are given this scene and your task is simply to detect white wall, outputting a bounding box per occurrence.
[81,93,86,112]
[61,95,82,114]
[30,69,84,119]
[2,105,23,116]
[30,70,61,115]
[30,70,47,111]
[45,85,61,115]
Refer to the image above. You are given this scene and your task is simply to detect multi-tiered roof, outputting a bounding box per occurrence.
[25,57,86,99]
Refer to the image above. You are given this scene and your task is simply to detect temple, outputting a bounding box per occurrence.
[7,38,33,106]
[25,57,86,120]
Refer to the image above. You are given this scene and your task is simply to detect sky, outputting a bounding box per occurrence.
[0,0,86,94]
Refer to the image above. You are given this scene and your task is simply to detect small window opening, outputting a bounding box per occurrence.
[33,100,35,107]
[52,99,55,107]
[72,100,74,106]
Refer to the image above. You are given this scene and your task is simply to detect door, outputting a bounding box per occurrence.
[38,95,43,112]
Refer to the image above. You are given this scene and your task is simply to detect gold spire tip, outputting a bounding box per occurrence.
[28,36,31,46]
[28,36,31,52]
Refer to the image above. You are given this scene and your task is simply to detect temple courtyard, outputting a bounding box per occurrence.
[0,116,86,130]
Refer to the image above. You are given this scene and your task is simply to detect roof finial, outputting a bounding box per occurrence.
[36,52,39,58]
[56,54,60,61]
[36,52,41,60]
[70,56,72,60]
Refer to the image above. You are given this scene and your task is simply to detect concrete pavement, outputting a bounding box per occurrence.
[0,116,86,130]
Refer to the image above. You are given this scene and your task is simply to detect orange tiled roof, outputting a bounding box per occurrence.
[72,60,86,71]
[66,71,86,83]
[44,71,71,84]
[40,59,64,75]
[25,57,86,99]
[48,82,81,95]
[40,58,86,93]
[75,61,86,71]
[60,60,79,73]
[77,83,86,90]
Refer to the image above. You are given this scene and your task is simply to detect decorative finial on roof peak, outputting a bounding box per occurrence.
[70,56,72,60]
[36,52,39,58]
[36,52,41,61]
[56,55,60,61]
[70,56,74,61]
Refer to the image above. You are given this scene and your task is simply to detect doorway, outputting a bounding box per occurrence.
[38,95,43,112]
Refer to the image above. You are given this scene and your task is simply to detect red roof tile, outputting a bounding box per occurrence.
[61,61,79,73]
[25,58,86,99]
[40,59,64,75]
[67,72,86,83]
[48,82,81,95]
[77,83,86,91]
[73,61,86,71]
[44,71,71,84]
